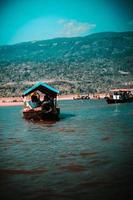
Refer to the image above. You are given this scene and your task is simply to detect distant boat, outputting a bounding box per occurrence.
[73,94,90,100]
[105,88,133,104]
[22,82,60,121]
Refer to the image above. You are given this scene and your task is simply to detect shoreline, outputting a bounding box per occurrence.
[0,93,107,107]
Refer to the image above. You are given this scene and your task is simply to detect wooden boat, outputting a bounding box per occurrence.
[105,88,133,104]
[22,82,60,121]
[73,94,90,100]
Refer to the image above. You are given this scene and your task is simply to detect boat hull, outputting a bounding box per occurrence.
[105,97,133,104]
[23,108,60,121]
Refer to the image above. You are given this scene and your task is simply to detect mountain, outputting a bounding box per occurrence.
[0,31,133,97]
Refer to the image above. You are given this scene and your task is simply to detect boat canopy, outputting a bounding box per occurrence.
[110,88,133,92]
[22,82,60,98]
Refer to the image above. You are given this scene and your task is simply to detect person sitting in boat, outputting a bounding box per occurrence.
[28,92,41,109]
[113,92,120,100]
[129,91,133,98]
[22,95,33,110]
[41,94,53,111]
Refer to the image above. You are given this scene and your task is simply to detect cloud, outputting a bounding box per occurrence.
[57,19,96,37]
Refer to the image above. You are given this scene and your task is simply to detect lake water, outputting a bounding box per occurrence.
[0,99,133,200]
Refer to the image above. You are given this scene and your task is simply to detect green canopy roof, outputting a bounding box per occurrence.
[23,82,60,98]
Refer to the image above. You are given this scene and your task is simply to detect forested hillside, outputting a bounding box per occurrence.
[0,31,133,97]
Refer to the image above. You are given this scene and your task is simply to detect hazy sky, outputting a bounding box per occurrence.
[0,0,133,45]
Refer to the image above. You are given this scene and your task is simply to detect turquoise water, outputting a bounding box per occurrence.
[0,100,133,200]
